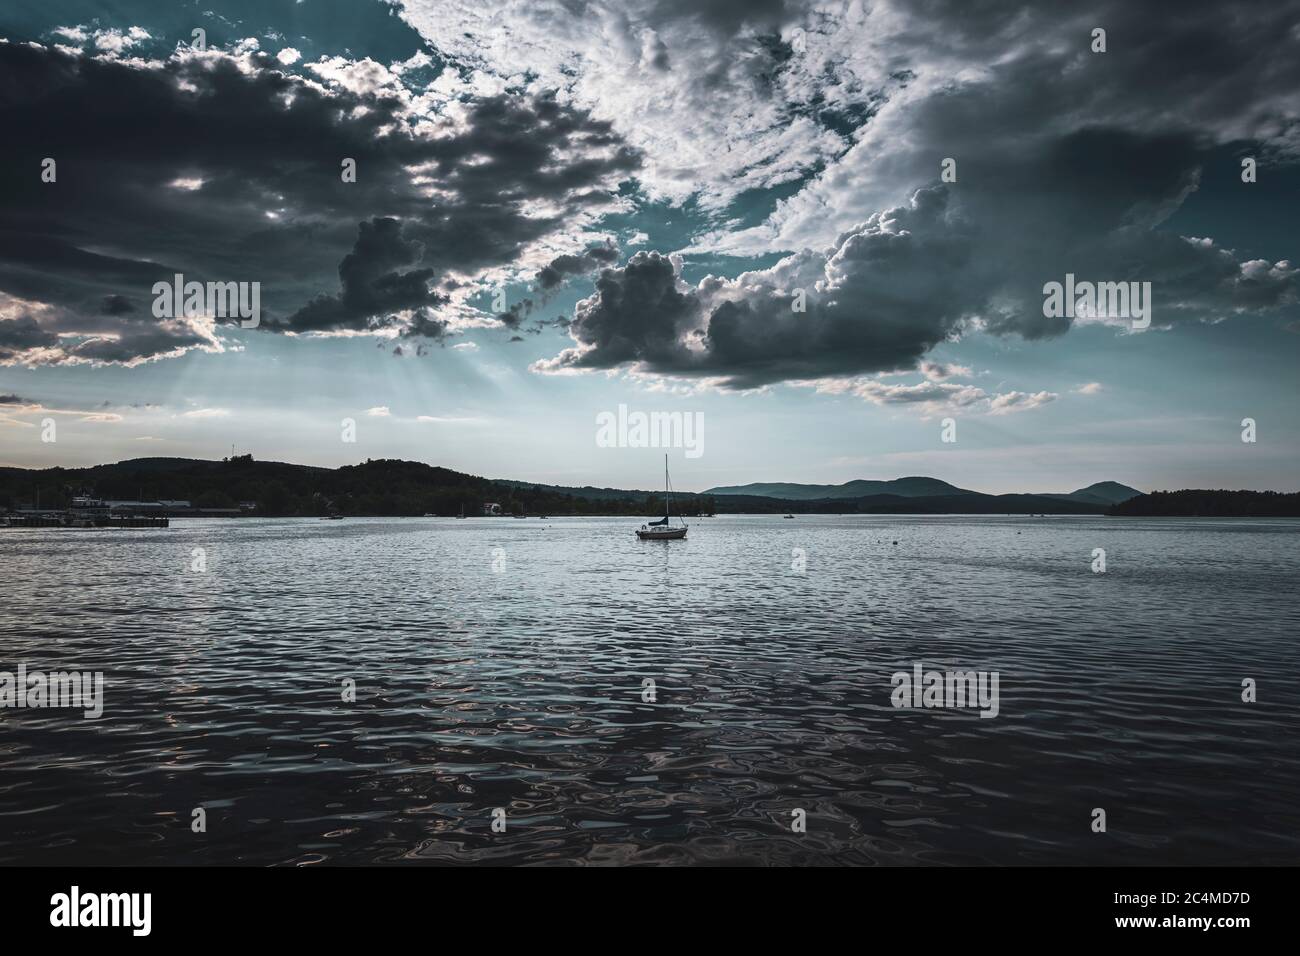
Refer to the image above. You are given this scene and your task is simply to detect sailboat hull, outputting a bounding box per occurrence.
[636,527,687,540]
[637,454,688,540]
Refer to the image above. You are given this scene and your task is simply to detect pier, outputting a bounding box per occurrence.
[2,513,169,529]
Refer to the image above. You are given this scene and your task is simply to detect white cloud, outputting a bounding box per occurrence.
[987,390,1057,415]
[51,26,89,44]
[396,0,860,207]
[306,56,404,98]
[416,414,483,423]
[91,26,151,54]
[920,361,974,382]
[366,406,391,416]
[810,377,1056,417]
[276,47,302,65]
[0,401,136,426]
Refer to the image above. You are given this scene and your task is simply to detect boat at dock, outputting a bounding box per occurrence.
[637,455,688,541]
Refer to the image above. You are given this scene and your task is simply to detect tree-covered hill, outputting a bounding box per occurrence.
[1108,490,1300,517]
[0,456,716,518]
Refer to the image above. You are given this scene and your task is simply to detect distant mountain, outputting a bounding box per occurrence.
[1073,481,1143,503]
[850,493,1108,515]
[705,476,1143,504]
[703,476,975,500]
[699,490,1114,515]
[1039,481,1143,506]
[0,456,1193,517]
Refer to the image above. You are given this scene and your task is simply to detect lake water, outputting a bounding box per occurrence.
[2,514,1298,865]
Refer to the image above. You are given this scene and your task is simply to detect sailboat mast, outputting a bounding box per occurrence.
[664,453,670,519]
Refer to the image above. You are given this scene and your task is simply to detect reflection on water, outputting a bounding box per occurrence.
[1,515,1298,865]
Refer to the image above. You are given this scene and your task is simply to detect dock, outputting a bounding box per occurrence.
[2,514,169,529]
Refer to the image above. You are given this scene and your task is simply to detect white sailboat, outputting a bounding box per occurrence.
[637,455,688,540]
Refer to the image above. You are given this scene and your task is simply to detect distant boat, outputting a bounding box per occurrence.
[456,505,466,519]
[784,513,794,519]
[326,515,344,520]
[637,455,688,540]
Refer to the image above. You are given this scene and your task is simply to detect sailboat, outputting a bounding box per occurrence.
[636,455,688,540]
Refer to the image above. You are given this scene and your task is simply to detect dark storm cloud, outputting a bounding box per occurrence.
[486,242,620,329]
[538,1,1300,387]
[400,307,451,342]
[0,315,60,361]
[536,243,620,290]
[969,0,1300,145]
[540,171,1298,389]
[276,218,442,332]
[648,0,795,33]
[99,294,136,315]
[66,326,214,364]
[494,298,534,330]
[395,95,637,279]
[737,0,1300,252]
[0,41,640,364]
[553,251,701,368]
[540,190,983,387]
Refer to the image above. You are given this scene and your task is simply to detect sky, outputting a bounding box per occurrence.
[0,0,1297,494]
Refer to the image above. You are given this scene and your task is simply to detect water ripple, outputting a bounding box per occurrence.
[1,515,1298,865]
